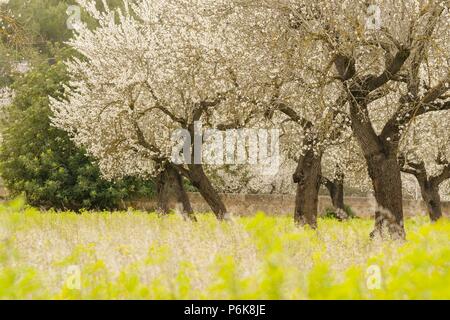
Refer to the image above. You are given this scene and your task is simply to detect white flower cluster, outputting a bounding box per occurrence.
[0,87,13,109]
[0,86,14,143]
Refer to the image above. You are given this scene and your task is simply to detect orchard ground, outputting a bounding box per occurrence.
[0,198,449,300]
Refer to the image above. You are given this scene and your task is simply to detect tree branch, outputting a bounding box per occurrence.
[274,102,313,130]
[143,82,187,125]
[398,154,426,178]
[432,164,450,186]
[364,47,411,92]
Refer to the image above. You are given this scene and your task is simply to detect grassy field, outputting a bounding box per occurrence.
[0,198,449,300]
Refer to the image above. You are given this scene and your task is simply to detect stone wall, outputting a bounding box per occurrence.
[124,193,450,218]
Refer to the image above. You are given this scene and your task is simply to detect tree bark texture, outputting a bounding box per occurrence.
[323,173,347,220]
[293,149,322,228]
[156,164,196,221]
[185,164,229,220]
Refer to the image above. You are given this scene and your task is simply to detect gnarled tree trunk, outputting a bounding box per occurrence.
[367,153,405,239]
[346,95,406,239]
[399,158,447,222]
[333,50,411,239]
[419,181,442,222]
[293,149,322,228]
[323,173,347,220]
[185,164,228,220]
[156,164,196,221]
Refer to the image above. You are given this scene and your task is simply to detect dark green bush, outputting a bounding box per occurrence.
[324,205,357,220]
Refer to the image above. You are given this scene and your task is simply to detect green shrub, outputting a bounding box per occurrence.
[324,205,357,219]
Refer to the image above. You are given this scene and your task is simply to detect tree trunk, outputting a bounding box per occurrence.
[399,158,446,222]
[293,150,322,228]
[367,154,405,239]
[186,164,228,220]
[418,180,442,222]
[347,98,405,239]
[156,164,196,221]
[323,174,347,220]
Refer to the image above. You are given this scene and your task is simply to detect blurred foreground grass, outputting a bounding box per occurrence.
[0,198,449,299]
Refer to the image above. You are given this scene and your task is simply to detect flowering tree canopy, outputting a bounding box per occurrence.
[50,0,267,219]
[239,0,450,237]
[51,0,450,235]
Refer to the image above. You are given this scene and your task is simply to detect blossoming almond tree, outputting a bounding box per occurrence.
[399,111,450,221]
[254,0,450,238]
[51,0,258,220]
[217,2,353,227]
